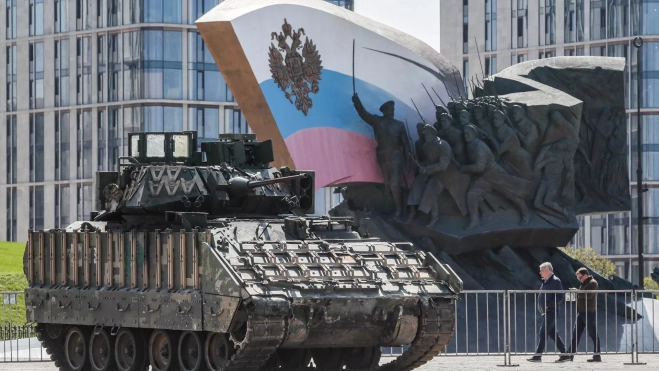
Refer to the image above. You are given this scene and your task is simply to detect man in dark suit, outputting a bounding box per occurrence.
[528,262,569,362]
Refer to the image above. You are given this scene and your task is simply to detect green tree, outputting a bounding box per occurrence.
[644,277,659,299]
[559,247,617,279]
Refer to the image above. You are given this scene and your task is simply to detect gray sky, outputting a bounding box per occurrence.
[354,0,441,52]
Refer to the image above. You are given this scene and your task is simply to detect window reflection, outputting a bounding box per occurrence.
[188,32,230,101]
[29,42,44,109]
[55,185,70,228]
[6,0,17,39]
[29,186,44,231]
[77,110,93,179]
[6,45,17,111]
[108,107,122,170]
[55,111,71,181]
[76,0,91,31]
[189,107,219,148]
[29,0,44,36]
[539,0,556,46]
[30,114,45,183]
[56,39,70,107]
[485,0,497,52]
[55,0,69,33]
[225,108,250,134]
[77,37,92,105]
[590,0,606,40]
[188,0,219,24]
[142,106,183,131]
[633,0,659,36]
[108,33,120,102]
[630,42,659,108]
[6,188,17,241]
[98,109,107,171]
[144,0,183,23]
[6,115,17,184]
[77,183,93,221]
[564,0,585,43]
[512,0,528,49]
[607,0,629,38]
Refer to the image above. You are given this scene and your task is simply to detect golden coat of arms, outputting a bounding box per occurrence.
[269,19,323,116]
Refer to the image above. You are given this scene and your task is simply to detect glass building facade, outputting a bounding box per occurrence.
[445,0,659,284]
[1,0,349,243]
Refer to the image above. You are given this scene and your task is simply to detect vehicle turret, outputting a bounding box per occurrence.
[93,131,314,230]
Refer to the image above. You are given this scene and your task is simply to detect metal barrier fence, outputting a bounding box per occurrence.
[1,290,658,364]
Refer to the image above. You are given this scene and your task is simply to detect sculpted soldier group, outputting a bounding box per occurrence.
[353,92,580,229]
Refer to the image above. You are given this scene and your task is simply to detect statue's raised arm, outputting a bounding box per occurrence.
[352,93,376,127]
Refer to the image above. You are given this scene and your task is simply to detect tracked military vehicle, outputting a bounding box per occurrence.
[24,131,461,371]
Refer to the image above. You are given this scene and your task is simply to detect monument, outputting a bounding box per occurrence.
[197,0,641,357]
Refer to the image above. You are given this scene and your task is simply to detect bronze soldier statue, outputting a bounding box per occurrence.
[352,94,411,217]
[409,125,454,227]
[461,125,531,229]
[435,111,465,164]
[533,139,571,222]
[510,104,540,155]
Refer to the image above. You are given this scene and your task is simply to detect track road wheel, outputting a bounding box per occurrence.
[90,328,115,371]
[276,349,312,369]
[204,333,233,371]
[45,323,66,341]
[65,326,91,371]
[150,330,180,371]
[179,331,207,371]
[311,348,343,370]
[115,328,147,371]
[343,347,382,369]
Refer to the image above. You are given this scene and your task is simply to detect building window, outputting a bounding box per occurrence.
[107,0,120,27]
[225,108,250,134]
[142,106,183,131]
[6,115,17,184]
[564,47,585,56]
[77,0,91,30]
[77,36,92,105]
[55,39,70,107]
[55,185,70,228]
[539,0,556,46]
[463,60,469,94]
[6,0,17,39]
[30,113,45,183]
[325,0,353,10]
[485,56,497,77]
[77,110,93,179]
[188,0,219,24]
[55,111,71,181]
[123,0,141,25]
[6,45,17,111]
[29,0,44,36]
[485,0,497,52]
[98,35,106,103]
[143,0,183,23]
[590,46,606,56]
[108,107,122,171]
[512,54,528,65]
[77,183,93,221]
[98,109,107,171]
[55,0,69,33]
[6,188,17,241]
[29,186,44,231]
[29,42,45,109]
[463,0,469,54]
[108,33,120,102]
[590,0,606,41]
[539,50,556,59]
[512,0,528,49]
[188,32,232,102]
[123,30,184,100]
[608,0,629,39]
[144,30,183,99]
[189,107,219,148]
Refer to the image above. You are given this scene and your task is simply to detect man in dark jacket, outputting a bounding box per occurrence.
[528,262,569,362]
[564,267,601,362]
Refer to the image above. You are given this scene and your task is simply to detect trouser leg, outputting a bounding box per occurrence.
[586,313,601,354]
[535,318,547,355]
[547,319,567,354]
[569,313,587,354]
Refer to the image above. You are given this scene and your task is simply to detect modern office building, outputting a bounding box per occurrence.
[436,0,659,284]
[0,0,350,244]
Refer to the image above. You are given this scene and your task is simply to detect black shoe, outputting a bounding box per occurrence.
[527,356,542,362]
[555,355,572,363]
[587,355,602,362]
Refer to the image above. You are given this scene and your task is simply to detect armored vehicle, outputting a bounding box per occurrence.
[24,131,462,371]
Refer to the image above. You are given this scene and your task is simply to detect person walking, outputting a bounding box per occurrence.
[562,267,602,363]
[528,262,570,362]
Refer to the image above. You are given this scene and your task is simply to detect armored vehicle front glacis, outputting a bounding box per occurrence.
[24,131,462,371]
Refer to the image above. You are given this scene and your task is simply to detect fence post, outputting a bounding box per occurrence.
[498,291,519,367]
[624,290,647,366]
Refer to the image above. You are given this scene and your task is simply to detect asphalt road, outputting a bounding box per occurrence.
[2,354,658,370]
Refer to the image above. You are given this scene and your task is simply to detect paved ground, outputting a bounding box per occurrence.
[1,354,658,370]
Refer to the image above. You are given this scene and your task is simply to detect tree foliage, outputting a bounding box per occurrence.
[559,247,617,279]
[644,277,659,299]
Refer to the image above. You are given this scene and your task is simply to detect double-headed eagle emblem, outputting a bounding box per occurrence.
[269,19,323,116]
